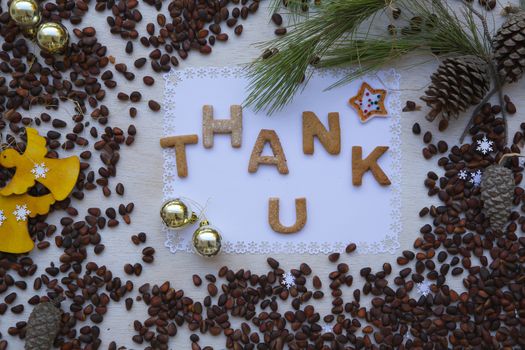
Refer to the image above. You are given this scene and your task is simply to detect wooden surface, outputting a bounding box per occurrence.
[3,2,522,349]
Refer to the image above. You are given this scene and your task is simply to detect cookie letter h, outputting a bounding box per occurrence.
[203,105,242,148]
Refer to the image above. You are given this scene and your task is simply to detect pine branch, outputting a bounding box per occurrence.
[402,0,489,58]
[464,2,491,42]
[269,0,315,19]
[319,38,424,88]
[245,0,492,114]
[245,0,388,114]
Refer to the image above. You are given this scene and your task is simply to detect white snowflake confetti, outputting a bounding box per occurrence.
[469,170,483,187]
[31,162,49,179]
[321,324,333,333]
[13,204,31,222]
[476,136,494,155]
[458,169,468,180]
[416,280,432,297]
[0,210,5,227]
[404,332,414,343]
[281,271,296,289]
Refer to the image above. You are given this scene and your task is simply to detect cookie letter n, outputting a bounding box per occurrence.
[302,111,341,155]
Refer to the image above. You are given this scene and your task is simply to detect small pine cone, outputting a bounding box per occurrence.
[25,302,61,350]
[481,164,514,232]
[420,55,490,122]
[492,8,525,84]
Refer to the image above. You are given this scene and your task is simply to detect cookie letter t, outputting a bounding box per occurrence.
[159,135,199,178]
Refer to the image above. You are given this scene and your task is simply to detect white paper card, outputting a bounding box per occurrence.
[162,68,401,255]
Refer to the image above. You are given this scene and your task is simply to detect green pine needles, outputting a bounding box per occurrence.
[245,0,492,114]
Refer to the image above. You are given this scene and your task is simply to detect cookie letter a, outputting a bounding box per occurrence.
[248,129,289,175]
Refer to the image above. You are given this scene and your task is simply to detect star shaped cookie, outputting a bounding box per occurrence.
[348,82,388,123]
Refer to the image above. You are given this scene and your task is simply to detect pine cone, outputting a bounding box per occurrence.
[481,164,514,232]
[25,301,61,350]
[492,8,525,84]
[420,55,490,122]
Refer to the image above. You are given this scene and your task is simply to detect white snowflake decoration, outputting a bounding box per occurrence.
[404,332,414,343]
[476,136,494,155]
[458,169,468,180]
[13,204,31,222]
[281,271,296,289]
[321,324,333,333]
[0,210,5,227]
[31,162,49,179]
[469,170,483,187]
[519,157,525,168]
[416,280,432,297]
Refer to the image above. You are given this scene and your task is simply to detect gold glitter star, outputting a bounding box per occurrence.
[348,82,388,123]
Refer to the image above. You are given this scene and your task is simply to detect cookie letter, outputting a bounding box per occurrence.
[352,146,391,186]
[302,111,341,155]
[248,129,289,174]
[160,135,199,178]
[202,105,242,148]
[268,197,307,234]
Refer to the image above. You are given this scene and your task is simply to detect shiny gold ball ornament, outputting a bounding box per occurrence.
[9,0,41,28]
[160,198,198,230]
[192,220,222,257]
[36,22,69,54]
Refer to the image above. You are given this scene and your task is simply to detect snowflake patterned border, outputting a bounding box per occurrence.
[162,67,402,255]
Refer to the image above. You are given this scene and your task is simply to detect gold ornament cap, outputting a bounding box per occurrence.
[192,220,222,257]
[160,198,197,230]
[36,22,69,54]
[9,0,41,28]
[21,26,37,39]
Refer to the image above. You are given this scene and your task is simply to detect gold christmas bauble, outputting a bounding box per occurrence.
[160,198,197,230]
[9,0,41,28]
[36,22,69,54]
[192,221,221,257]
